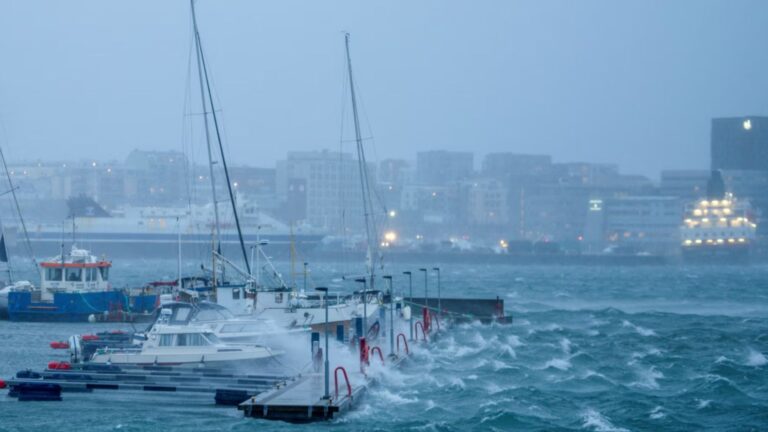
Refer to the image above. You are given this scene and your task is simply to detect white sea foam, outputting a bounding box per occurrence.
[425,399,436,411]
[745,349,767,367]
[630,366,664,389]
[560,338,572,354]
[581,408,630,432]
[622,320,657,337]
[449,377,466,390]
[466,374,478,380]
[543,357,572,371]
[491,359,516,371]
[506,291,519,298]
[696,399,712,409]
[583,370,615,384]
[375,388,417,405]
[500,344,517,359]
[455,345,483,357]
[486,382,504,394]
[480,397,513,409]
[649,406,666,420]
[506,334,524,347]
[715,355,730,364]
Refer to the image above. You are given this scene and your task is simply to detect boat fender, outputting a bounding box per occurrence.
[0,379,6,389]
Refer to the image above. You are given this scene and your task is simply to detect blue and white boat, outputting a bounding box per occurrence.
[6,245,157,322]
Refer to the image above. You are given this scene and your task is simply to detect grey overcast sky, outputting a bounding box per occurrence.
[0,1,766,178]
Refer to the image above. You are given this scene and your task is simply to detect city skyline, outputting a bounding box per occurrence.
[0,1,766,178]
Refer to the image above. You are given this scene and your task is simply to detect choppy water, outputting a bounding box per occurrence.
[1,261,767,431]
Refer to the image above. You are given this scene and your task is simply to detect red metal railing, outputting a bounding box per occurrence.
[334,366,352,400]
[396,333,409,355]
[415,321,428,342]
[370,346,385,364]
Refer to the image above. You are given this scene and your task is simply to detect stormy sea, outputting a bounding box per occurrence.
[1,260,767,431]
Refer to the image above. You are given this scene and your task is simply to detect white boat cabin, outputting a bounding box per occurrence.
[40,245,111,300]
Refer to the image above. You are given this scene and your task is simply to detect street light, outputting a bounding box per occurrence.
[382,275,394,357]
[432,267,441,316]
[403,271,413,340]
[418,268,428,313]
[315,287,330,400]
[354,277,368,339]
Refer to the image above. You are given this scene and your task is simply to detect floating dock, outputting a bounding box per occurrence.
[2,296,504,423]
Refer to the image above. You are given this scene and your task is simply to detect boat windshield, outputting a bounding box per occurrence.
[193,307,234,322]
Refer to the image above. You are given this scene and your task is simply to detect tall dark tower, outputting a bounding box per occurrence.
[711,116,768,171]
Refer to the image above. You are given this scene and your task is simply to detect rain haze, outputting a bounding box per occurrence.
[0,1,766,176]
[0,2,768,432]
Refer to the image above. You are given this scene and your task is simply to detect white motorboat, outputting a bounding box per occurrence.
[153,301,307,345]
[88,319,281,367]
[216,285,381,333]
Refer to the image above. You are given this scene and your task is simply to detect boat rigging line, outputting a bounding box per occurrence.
[190,0,251,276]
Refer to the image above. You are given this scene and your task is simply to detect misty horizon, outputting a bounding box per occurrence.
[0,1,765,179]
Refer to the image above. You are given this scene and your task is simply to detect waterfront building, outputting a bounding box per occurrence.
[660,170,710,200]
[416,150,473,186]
[275,150,372,231]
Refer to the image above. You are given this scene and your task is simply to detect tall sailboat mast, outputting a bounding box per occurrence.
[191,0,222,254]
[344,33,379,286]
[190,0,251,275]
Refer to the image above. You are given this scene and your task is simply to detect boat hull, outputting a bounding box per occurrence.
[0,290,7,319]
[89,347,279,367]
[681,244,752,264]
[8,290,158,322]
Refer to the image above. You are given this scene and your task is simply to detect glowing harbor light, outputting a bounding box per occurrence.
[684,239,693,246]
[499,239,509,249]
[388,210,397,218]
[743,119,752,130]
[383,231,397,243]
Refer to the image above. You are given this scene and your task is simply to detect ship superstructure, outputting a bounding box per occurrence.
[680,171,757,261]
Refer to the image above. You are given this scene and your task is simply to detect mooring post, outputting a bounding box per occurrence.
[315,287,330,400]
[383,275,395,357]
[432,267,441,317]
[403,271,413,341]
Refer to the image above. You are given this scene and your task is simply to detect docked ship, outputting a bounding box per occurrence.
[11,196,325,259]
[680,171,757,263]
[5,245,158,322]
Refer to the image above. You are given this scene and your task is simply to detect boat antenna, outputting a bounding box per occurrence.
[344,33,380,287]
[0,145,37,269]
[190,0,251,275]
